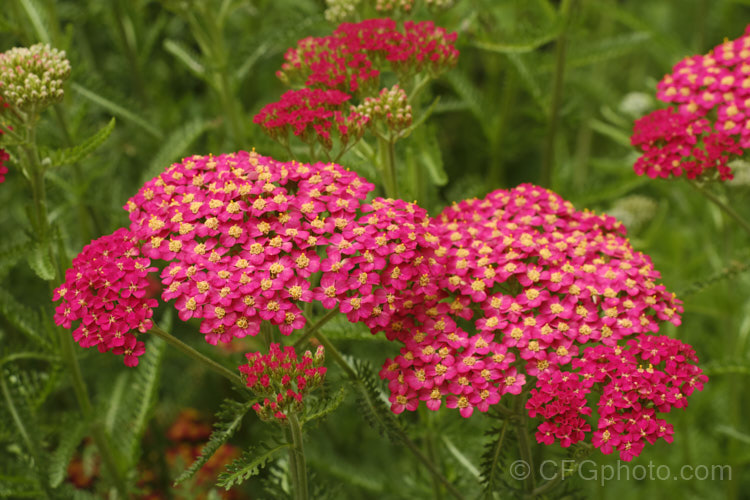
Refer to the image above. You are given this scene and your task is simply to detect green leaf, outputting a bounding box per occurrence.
[115,335,167,468]
[479,421,511,495]
[142,118,215,182]
[352,360,404,442]
[507,53,546,113]
[163,39,206,80]
[71,83,163,139]
[26,245,55,281]
[301,386,346,425]
[472,32,559,55]
[174,398,255,485]
[49,418,87,488]
[549,32,652,71]
[19,0,51,44]
[0,289,49,351]
[46,118,115,169]
[0,239,32,280]
[217,440,291,490]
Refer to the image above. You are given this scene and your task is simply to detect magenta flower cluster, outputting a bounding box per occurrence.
[374,184,704,461]
[53,228,156,366]
[277,18,458,93]
[632,25,750,180]
[256,18,457,150]
[253,88,368,151]
[53,151,706,460]
[126,151,373,344]
[239,343,326,422]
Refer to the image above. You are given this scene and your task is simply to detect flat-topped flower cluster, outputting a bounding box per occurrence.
[256,18,457,154]
[632,26,750,180]
[53,150,705,461]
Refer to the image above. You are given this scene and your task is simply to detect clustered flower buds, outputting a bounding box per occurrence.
[0,43,71,114]
[52,228,157,366]
[240,343,326,422]
[355,84,412,133]
[253,88,368,151]
[259,19,457,151]
[632,26,750,180]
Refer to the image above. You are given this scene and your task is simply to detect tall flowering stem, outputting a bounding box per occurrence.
[239,343,326,499]
[0,44,130,497]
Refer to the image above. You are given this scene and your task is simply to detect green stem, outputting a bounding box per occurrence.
[540,0,577,188]
[147,324,244,387]
[0,373,54,499]
[514,394,536,495]
[293,308,339,349]
[377,135,398,198]
[284,426,301,500]
[689,180,750,237]
[21,131,128,498]
[313,332,465,500]
[287,413,309,500]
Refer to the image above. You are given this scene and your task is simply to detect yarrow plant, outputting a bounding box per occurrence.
[632,26,750,180]
[52,148,707,468]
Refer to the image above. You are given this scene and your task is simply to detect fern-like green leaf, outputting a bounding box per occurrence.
[174,398,255,485]
[45,118,116,169]
[301,386,346,426]
[352,360,404,442]
[217,440,291,490]
[0,239,32,281]
[479,421,511,496]
[0,289,50,351]
[117,335,167,468]
[679,257,750,299]
[142,118,215,182]
[49,418,87,488]
[26,244,55,281]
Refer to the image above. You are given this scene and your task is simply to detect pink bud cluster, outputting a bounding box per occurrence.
[528,335,706,461]
[374,184,702,460]
[278,18,458,93]
[52,228,157,366]
[125,151,374,345]
[253,88,368,151]
[632,25,750,180]
[239,343,326,422]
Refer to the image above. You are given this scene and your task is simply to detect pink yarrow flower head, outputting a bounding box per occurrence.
[253,88,368,152]
[633,25,750,181]
[316,196,442,332]
[52,228,158,366]
[239,343,326,422]
[277,18,458,93]
[0,148,8,183]
[378,184,697,432]
[125,150,374,346]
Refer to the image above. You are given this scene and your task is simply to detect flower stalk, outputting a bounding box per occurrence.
[147,324,244,388]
